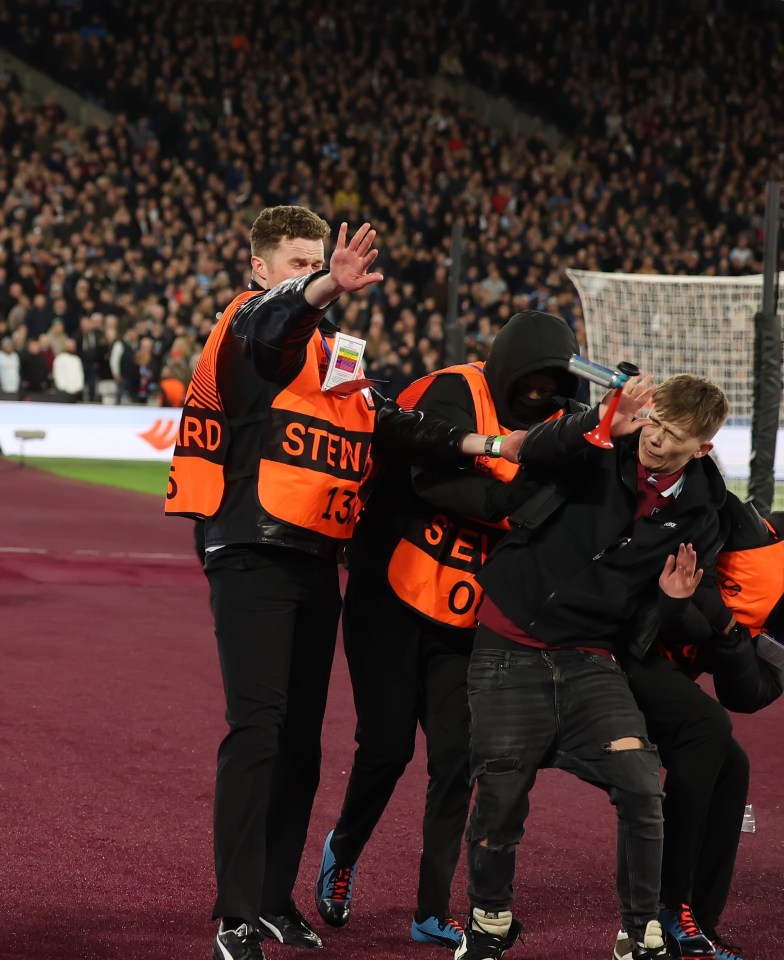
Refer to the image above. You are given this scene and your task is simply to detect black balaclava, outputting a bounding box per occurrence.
[483,310,580,430]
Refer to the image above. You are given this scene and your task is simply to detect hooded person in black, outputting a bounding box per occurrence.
[484,308,581,430]
[314,311,584,948]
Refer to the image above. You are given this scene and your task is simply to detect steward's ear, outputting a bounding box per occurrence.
[250,255,268,285]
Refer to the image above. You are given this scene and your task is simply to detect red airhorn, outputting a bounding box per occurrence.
[567,357,640,450]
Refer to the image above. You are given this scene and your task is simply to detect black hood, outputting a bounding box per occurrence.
[483,310,580,429]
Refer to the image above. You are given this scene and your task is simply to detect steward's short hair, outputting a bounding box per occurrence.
[250,205,330,259]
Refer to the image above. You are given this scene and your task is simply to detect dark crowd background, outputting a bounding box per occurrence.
[0,0,782,405]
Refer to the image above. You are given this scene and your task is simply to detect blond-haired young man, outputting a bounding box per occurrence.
[456,374,729,960]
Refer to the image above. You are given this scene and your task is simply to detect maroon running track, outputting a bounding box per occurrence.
[1,457,781,960]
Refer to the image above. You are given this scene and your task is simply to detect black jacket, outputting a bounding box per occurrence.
[647,492,784,713]
[646,593,784,712]
[349,311,583,596]
[477,406,727,651]
[411,310,582,522]
[204,275,468,558]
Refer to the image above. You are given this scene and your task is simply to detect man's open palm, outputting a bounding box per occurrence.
[329,222,384,292]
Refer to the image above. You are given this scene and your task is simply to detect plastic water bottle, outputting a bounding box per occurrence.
[741,803,756,833]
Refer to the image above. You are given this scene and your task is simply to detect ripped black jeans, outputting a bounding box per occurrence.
[466,634,664,942]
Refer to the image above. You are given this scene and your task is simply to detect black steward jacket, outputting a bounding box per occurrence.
[655,594,784,712]
[204,274,467,558]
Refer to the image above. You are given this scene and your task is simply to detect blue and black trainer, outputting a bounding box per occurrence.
[315,830,357,928]
[411,915,465,949]
[708,932,744,960]
[659,905,716,959]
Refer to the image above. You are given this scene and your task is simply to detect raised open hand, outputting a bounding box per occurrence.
[329,222,384,293]
[659,542,703,599]
[602,374,657,437]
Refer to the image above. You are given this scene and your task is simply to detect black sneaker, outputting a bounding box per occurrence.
[259,902,323,948]
[212,923,267,960]
[454,917,523,960]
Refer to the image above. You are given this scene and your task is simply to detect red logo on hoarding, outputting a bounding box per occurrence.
[139,419,179,450]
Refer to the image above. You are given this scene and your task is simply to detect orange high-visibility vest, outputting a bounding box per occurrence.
[717,519,784,633]
[387,363,520,629]
[256,334,376,539]
[165,292,376,537]
[164,292,249,518]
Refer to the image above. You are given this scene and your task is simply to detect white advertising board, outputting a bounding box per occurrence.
[0,402,181,461]
[711,425,784,482]
[0,402,782,479]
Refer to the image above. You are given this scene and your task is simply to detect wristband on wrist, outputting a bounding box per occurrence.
[484,435,503,458]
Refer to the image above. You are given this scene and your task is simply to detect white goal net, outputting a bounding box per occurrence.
[566,270,784,427]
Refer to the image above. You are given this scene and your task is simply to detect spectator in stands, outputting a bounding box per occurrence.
[146,314,171,382]
[36,334,55,377]
[6,286,31,335]
[0,267,12,323]
[51,296,77,336]
[164,343,193,389]
[110,327,140,404]
[48,318,68,357]
[478,262,509,306]
[52,338,85,401]
[333,174,362,219]
[76,313,109,402]
[24,294,53,340]
[422,265,450,315]
[728,233,760,275]
[157,364,186,407]
[135,336,155,404]
[19,338,50,397]
[0,337,21,398]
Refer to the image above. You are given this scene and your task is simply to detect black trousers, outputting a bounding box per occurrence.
[467,632,664,943]
[206,544,342,924]
[331,573,473,919]
[624,655,750,934]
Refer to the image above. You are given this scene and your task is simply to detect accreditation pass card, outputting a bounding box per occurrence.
[322,333,366,392]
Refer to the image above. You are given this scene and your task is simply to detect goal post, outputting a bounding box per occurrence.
[565,268,784,508]
[751,180,783,514]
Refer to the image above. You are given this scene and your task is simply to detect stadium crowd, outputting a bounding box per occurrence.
[0,0,782,406]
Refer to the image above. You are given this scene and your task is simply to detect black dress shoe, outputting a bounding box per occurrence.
[259,903,323,949]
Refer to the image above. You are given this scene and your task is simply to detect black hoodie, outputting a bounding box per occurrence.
[483,310,580,430]
[349,311,585,592]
